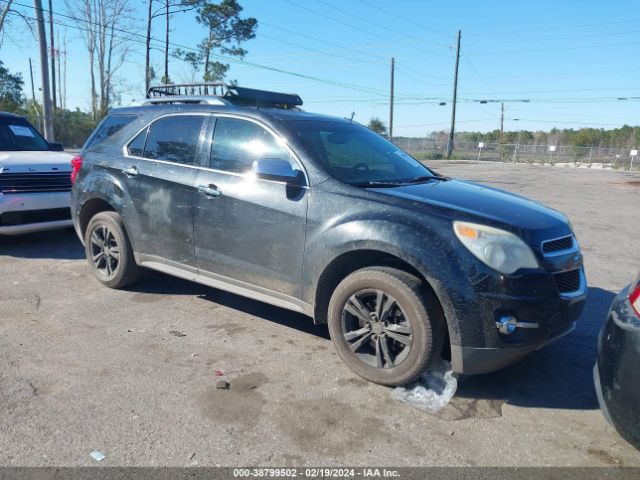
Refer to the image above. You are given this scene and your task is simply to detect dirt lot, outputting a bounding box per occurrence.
[1,162,639,466]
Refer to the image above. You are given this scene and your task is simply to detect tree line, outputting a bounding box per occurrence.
[367,117,639,150]
[445,126,639,150]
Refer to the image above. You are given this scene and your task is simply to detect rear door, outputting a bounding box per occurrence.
[194,115,308,299]
[123,113,210,268]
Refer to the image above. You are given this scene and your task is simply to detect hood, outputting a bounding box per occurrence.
[0,150,74,173]
[370,178,569,235]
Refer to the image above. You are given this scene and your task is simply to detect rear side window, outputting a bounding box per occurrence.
[141,115,205,165]
[85,114,137,149]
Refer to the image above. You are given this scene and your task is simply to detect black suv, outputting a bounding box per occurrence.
[71,84,586,386]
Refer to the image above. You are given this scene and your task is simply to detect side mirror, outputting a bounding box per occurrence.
[49,142,64,152]
[253,158,304,185]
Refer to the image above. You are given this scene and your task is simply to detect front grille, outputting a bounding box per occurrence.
[0,208,71,226]
[0,172,72,194]
[553,269,582,294]
[542,235,574,254]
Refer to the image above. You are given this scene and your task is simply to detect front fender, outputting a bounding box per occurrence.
[303,215,474,347]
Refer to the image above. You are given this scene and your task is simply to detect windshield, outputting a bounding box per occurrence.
[0,118,51,152]
[289,120,434,185]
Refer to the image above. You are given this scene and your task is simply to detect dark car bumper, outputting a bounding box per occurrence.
[452,321,577,374]
[594,285,640,450]
[448,266,586,375]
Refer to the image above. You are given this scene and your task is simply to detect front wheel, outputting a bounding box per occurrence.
[84,211,141,289]
[327,266,445,386]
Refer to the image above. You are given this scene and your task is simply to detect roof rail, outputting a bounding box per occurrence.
[146,83,303,109]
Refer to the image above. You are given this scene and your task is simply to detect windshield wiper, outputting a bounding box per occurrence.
[406,175,450,183]
[351,180,405,188]
[351,175,450,188]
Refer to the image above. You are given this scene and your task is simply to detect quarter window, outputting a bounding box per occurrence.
[127,128,147,157]
[85,114,137,149]
[139,115,205,165]
[210,117,295,174]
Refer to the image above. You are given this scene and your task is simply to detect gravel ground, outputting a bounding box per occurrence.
[1,161,639,467]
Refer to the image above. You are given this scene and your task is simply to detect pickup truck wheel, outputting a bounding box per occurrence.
[84,211,140,289]
[328,266,444,386]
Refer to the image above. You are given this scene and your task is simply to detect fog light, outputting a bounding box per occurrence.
[497,315,518,335]
[496,315,540,335]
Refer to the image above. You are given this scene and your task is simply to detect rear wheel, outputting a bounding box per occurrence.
[327,266,445,386]
[84,211,140,289]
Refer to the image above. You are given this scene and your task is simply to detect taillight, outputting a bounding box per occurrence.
[70,155,83,184]
[630,284,640,317]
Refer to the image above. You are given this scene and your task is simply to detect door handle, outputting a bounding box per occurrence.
[197,183,222,198]
[122,166,138,177]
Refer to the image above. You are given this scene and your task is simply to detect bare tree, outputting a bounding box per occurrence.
[65,0,135,117]
[144,0,198,92]
[0,1,14,35]
[0,0,36,46]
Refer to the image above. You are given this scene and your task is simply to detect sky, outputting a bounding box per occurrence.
[1,0,639,137]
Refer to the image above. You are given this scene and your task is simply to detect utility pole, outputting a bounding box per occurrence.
[145,0,153,94]
[500,102,504,143]
[164,0,170,83]
[28,57,37,106]
[48,0,56,110]
[389,56,395,142]
[28,57,41,126]
[446,30,461,159]
[34,0,53,140]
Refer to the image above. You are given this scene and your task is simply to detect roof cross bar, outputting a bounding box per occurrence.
[146,83,303,109]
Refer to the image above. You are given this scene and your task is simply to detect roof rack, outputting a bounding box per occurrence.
[146,83,303,109]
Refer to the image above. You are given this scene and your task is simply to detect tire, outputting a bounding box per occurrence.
[84,211,141,289]
[327,266,445,386]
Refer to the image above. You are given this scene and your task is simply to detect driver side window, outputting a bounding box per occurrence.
[210,117,295,174]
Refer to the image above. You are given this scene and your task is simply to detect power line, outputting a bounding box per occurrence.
[258,22,392,63]
[506,118,628,127]
[257,31,388,67]
[354,0,454,39]
[283,0,448,58]
[471,16,640,37]
[479,67,640,81]
[9,5,394,97]
[11,3,640,108]
[466,28,640,46]
[396,118,497,128]
[465,39,640,56]
[315,0,449,48]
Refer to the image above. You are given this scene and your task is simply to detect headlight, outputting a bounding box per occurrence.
[453,221,539,274]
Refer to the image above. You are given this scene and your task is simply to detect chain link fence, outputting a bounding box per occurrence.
[394,139,639,171]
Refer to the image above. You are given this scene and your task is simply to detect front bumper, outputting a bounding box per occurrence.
[452,321,576,374]
[594,285,640,450]
[446,264,586,375]
[0,191,72,235]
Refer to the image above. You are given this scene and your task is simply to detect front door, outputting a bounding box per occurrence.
[194,116,308,299]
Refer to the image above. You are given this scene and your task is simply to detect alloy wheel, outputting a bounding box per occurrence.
[341,288,413,369]
[89,224,120,278]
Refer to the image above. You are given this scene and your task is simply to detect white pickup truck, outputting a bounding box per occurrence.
[0,112,74,235]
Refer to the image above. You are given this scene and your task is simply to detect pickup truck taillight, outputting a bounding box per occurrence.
[70,155,83,184]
